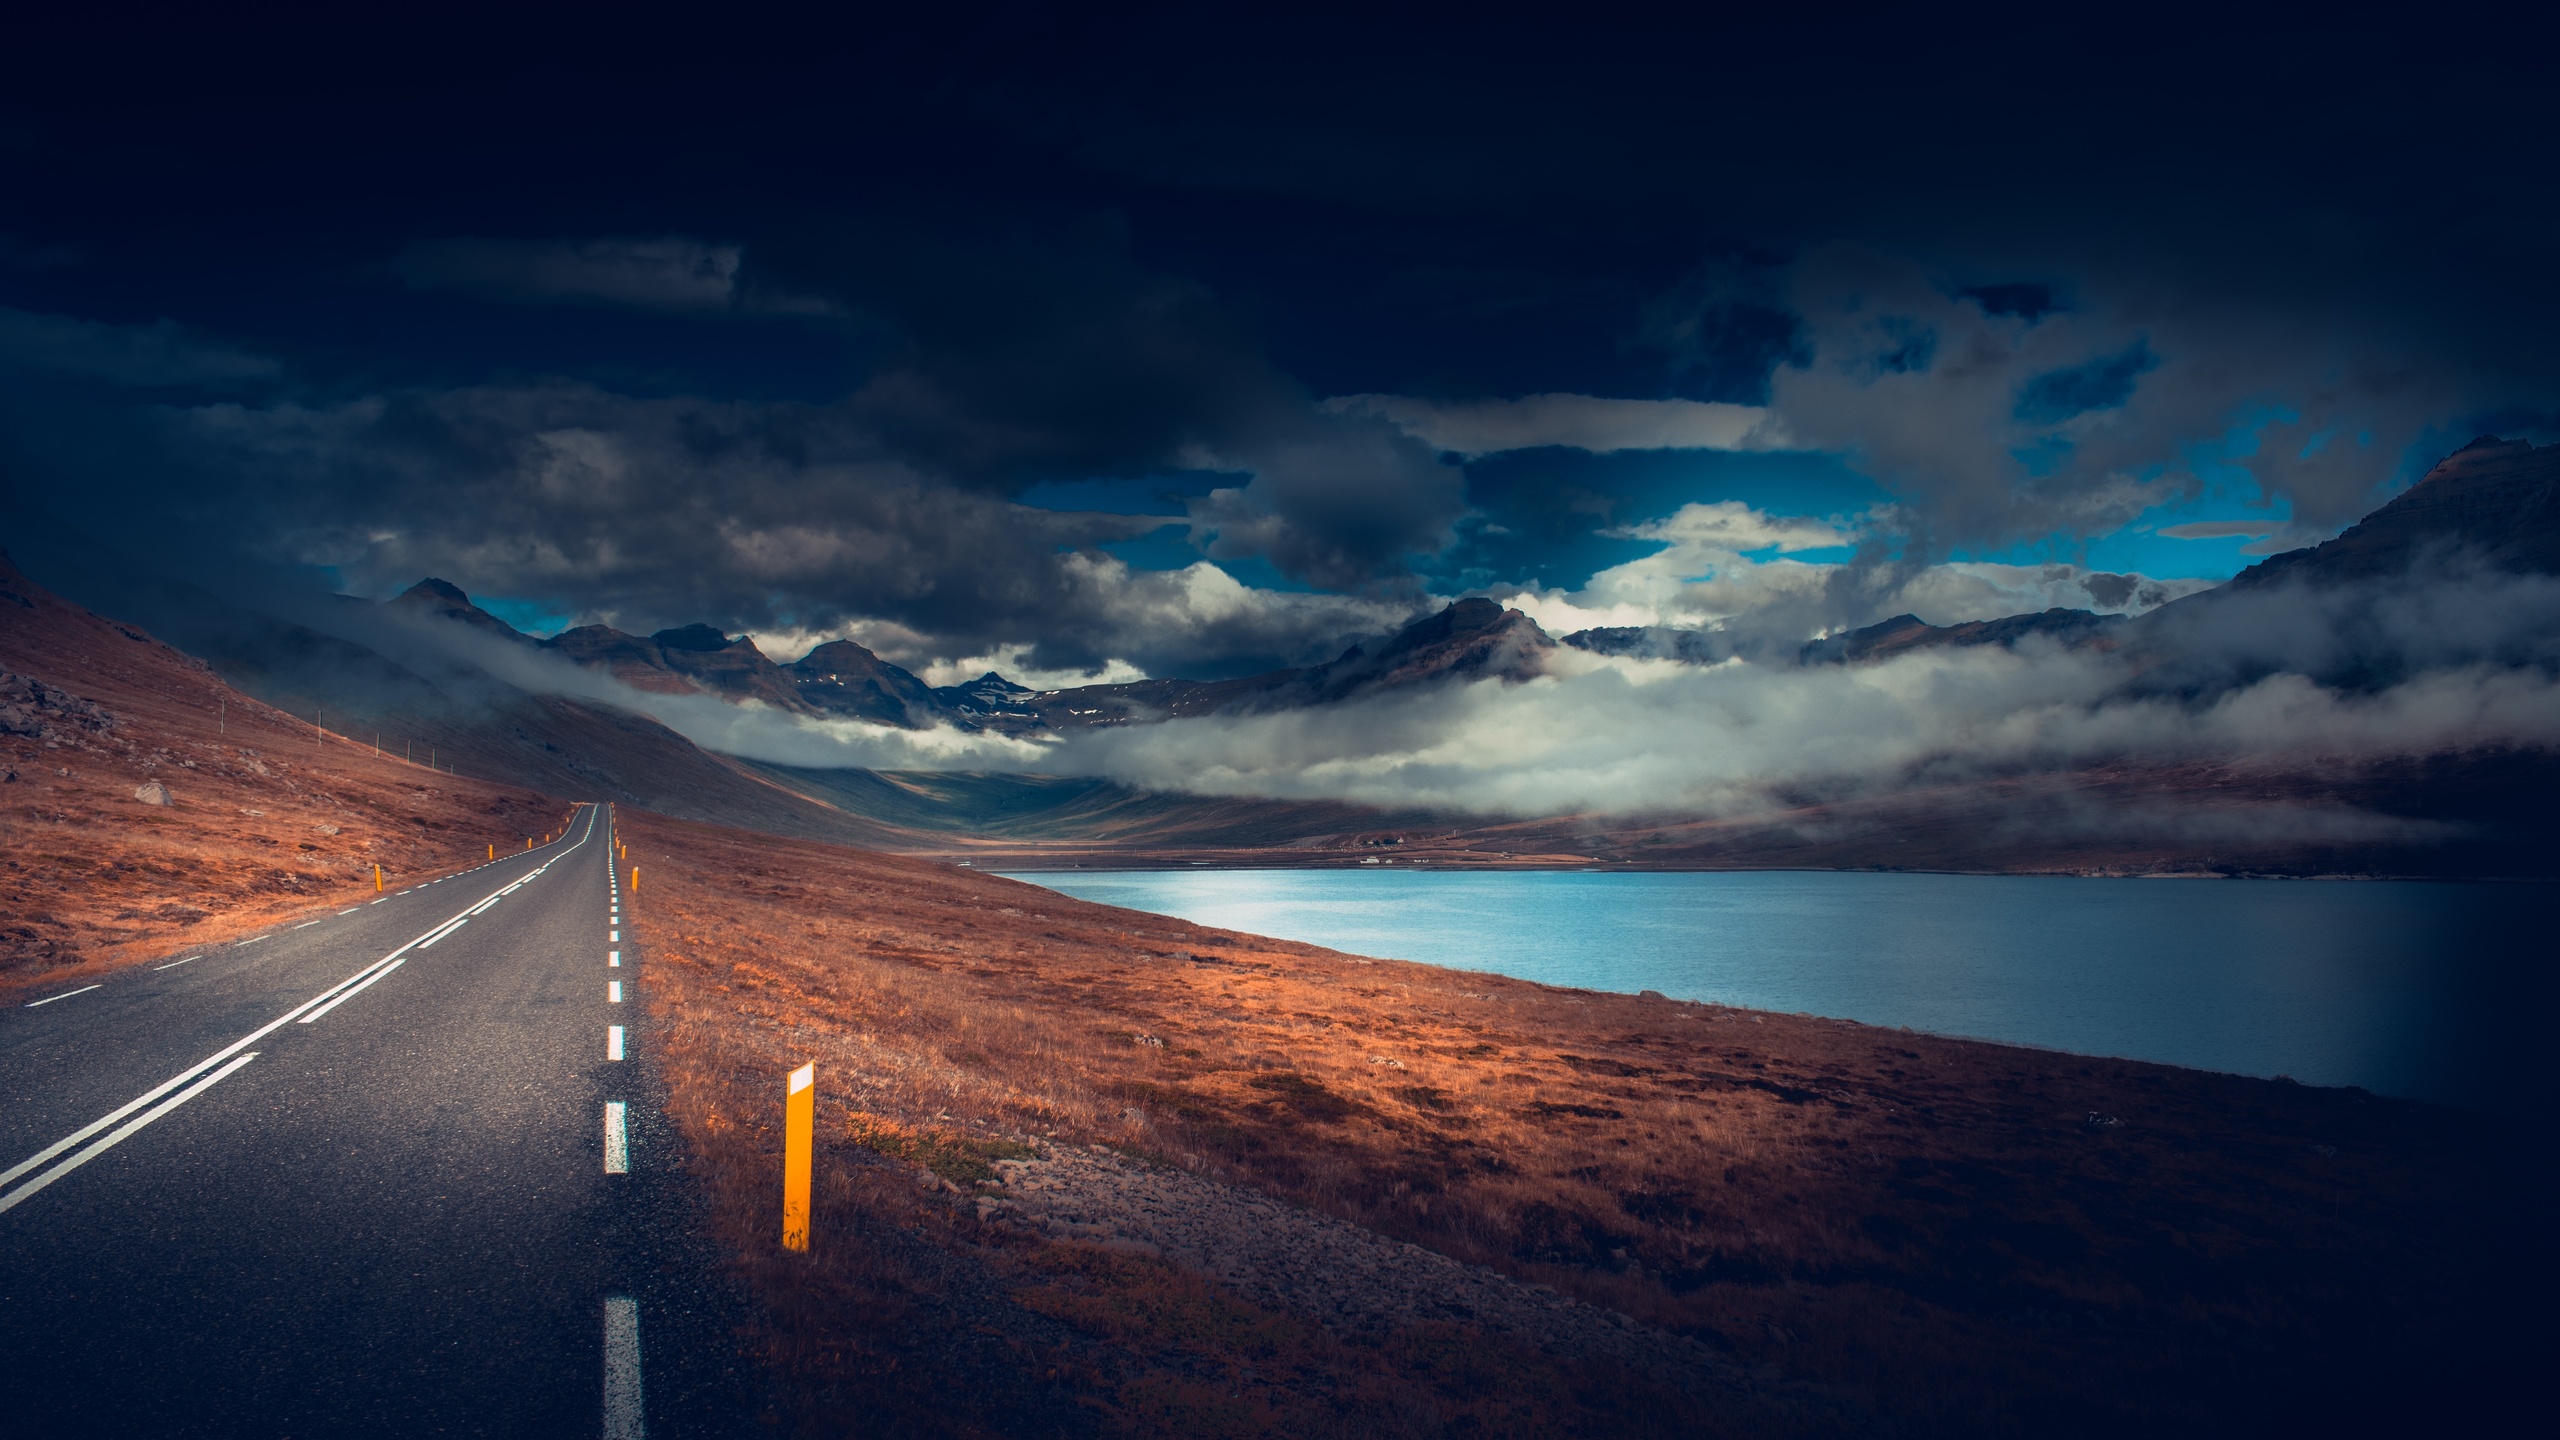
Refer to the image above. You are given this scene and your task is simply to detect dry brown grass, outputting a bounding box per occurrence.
[1,557,574,989]
[624,808,2528,1437]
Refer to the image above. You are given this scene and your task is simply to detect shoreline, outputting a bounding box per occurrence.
[937,849,2553,882]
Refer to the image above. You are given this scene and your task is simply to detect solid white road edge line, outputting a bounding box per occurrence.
[603,1295,645,1439]
[0,1053,259,1215]
[0,806,604,1194]
[25,985,101,1008]
[297,958,407,1024]
[603,1102,629,1174]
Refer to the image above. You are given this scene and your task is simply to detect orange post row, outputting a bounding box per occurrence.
[783,1062,815,1252]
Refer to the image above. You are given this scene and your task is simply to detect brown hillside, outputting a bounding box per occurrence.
[0,551,573,987]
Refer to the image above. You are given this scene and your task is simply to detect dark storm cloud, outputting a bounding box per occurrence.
[2013,343,2156,425]
[749,214,1470,593]
[1757,246,2555,559]
[1,6,2556,681]
[388,237,835,316]
[1,212,1462,673]
[0,306,280,388]
[1184,414,1464,590]
[125,377,1413,676]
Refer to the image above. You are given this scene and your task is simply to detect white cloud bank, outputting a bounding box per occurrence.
[1041,635,2560,820]
[1484,500,2215,638]
[362,541,2560,829]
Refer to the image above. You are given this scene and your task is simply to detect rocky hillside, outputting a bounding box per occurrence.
[0,549,570,980]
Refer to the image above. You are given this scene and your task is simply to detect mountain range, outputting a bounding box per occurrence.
[6,435,2557,877]
[383,579,1557,737]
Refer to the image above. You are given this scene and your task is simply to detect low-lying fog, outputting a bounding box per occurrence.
[379,562,2560,828]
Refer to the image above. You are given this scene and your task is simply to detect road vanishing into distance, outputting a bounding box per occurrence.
[0,804,748,1437]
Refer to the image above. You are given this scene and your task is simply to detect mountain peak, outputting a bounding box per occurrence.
[403,577,472,604]
[390,578,529,641]
[1299,598,1553,701]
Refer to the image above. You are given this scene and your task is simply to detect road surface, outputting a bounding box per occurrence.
[0,803,750,1437]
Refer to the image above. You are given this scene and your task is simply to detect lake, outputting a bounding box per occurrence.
[1006,869,2552,1110]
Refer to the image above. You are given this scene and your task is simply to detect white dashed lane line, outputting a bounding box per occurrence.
[608,981,622,1003]
[609,951,619,967]
[608,1025,624,1061]
[602,1103,629,1174]
[24,985,101,1009]
[294,921,321,930]
[153,957,203,972]
[602,1296,644,1438]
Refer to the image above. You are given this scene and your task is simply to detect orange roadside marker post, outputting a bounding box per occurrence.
[488,843,495,860]
[375,864,383,892]
[631,866,639,893]
[783,1062,815,1252]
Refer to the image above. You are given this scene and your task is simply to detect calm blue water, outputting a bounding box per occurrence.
[1007,869,2552,1109]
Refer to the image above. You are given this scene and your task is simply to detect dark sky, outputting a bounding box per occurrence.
[4,4,2554,680]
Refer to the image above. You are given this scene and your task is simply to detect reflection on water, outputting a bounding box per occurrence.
[1008,869,2552,1109]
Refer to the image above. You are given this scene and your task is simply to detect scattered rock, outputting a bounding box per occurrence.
[2082,1112,2122,1130]
[133,781,172,806]
[0,670,118,743]
[313,824,339,836]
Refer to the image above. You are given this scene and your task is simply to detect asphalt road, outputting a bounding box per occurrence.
[0,803,752,1437]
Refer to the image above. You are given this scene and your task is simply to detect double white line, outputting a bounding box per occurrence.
[0,807,596,1218]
